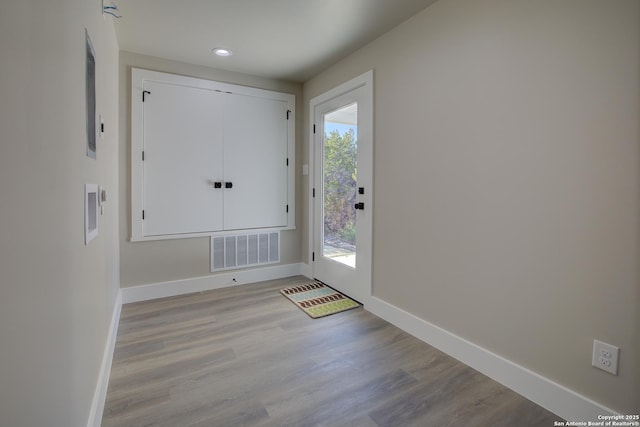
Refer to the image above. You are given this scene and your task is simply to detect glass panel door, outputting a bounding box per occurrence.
[312,70,373,304]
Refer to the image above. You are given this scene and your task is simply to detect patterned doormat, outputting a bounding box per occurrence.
[280,282,361,319]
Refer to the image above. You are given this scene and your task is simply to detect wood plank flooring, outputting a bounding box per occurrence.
[102,276,562,426]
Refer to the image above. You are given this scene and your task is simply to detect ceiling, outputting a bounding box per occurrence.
[113,0,439,83]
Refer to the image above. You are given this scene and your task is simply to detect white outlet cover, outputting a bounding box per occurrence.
[592,339,619,375]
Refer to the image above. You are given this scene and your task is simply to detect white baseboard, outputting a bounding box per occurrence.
[122,263,304,304]
[365,296,618,422]
[87,289,122,427]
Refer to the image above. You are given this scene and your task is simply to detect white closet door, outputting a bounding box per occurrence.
[223,94,288,230]
[142,81,224,236]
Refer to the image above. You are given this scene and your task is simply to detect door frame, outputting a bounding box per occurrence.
[307,70,374,304]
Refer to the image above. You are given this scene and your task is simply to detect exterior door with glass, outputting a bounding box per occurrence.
[311,71,373,303]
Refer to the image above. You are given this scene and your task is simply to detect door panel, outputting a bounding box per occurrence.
[312,71,373,303]
[142,81,224,236]
[224,94,288,230]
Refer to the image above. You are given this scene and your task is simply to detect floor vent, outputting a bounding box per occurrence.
[211,231,280,272]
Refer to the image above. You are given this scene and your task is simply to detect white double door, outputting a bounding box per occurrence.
[311,71,373,303]
[142,80,288,237]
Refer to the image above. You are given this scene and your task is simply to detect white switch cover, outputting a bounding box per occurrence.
[592,339,619,375]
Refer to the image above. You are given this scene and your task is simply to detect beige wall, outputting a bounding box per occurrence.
[303,0,639,413]
[0,1,120,426]
[118,52,303,287]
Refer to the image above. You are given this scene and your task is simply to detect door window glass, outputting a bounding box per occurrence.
[322,102,357,268]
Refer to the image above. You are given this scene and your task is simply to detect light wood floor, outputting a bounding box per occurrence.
[102,276,561,427]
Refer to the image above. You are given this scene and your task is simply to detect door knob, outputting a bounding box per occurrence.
[354,202,364,210]
[225,182,233,189]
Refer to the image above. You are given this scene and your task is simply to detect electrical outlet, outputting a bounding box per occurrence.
[592,340,619,375]
[600,348,612,359]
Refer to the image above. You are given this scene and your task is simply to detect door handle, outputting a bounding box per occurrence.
[208,180,223,188]
[354,202,364,210]
[225,182,233,189]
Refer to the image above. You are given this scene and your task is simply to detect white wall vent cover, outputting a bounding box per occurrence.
[211,231,280,272]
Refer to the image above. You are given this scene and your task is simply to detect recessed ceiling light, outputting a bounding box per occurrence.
[212,47,232,57]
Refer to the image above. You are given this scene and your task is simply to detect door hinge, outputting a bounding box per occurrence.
[286,158,289,166]
[142,210,145,220]
[142,151,145,161]
[286,204,289,213]
[312,188,315,198]
[313,124,316,134]
[142,90,151,102]
[312,252,315,262]
[286,110,291,120]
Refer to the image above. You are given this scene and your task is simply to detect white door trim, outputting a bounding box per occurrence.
[308,70,374,304]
